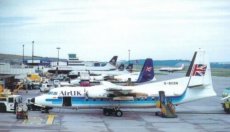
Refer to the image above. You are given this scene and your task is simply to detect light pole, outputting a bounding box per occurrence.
[128,49,130,64]
[56,47,61,66]
[32,41,34,66]
[22,44,24,65]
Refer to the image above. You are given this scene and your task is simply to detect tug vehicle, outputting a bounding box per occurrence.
[0,85,22,112]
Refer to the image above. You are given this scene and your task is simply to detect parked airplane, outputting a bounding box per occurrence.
[60,59,153,86]
[31,50,216,117]
[88,63,133,77]
[159,64,184,73]
[111,58,155,83]
[48,56,118,74]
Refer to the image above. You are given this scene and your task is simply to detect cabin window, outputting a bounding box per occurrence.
[85,99,88,101]
[53,92,58,95]
[94,63,100,67]
[93,99,96,101]
[100,99,103,101]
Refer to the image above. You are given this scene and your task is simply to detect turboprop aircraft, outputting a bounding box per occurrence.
[31,49,216,117]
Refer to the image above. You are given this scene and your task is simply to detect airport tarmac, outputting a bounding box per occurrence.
[0,73,230,132]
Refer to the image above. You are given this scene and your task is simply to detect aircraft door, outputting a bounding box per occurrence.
[63,97,72,106]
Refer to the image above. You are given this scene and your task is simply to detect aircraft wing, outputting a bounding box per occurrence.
[100,81,118,87]
[105,88,148,100]
[105,88,132,97]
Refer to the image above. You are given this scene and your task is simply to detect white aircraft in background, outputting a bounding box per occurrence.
[88,63,133,79]
[159,64,184,73]
[48,56,118,74]
[31,49,216,117]
[72,56,118,71]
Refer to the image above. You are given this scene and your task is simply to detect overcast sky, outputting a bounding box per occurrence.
[0,0,230,62]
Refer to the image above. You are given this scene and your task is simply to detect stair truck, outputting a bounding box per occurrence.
[222,87,230,113]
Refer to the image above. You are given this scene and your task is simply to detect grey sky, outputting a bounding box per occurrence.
[0,0,230,62]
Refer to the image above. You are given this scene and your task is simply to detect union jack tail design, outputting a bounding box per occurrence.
[191,64,207,76]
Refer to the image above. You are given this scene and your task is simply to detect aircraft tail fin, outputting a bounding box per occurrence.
[186,52,197,77]
[118,64,125,71]
[185,50,213,87]
[136,58,154,83]
[182,49,216,103]
[126,63,133,72]
[186,50,212,85]
[109,56,118,66]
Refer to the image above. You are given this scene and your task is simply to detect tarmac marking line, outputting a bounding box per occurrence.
[46,114,55,125]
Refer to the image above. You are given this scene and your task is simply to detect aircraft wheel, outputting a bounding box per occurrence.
[41,108,49,113]
[115,110,123,117]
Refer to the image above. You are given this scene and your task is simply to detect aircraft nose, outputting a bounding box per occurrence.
[31,98,35,103]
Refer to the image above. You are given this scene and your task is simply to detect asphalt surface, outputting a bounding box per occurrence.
[0,73,230,132]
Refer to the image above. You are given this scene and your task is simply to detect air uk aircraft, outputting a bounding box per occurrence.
[31,50,216,117]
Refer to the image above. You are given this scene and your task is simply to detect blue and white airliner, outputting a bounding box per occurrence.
[31,49,216,117]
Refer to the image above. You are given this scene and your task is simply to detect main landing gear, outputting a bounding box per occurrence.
[41,108,49,113]
[41,107,53,113]
[103,108,123,117]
